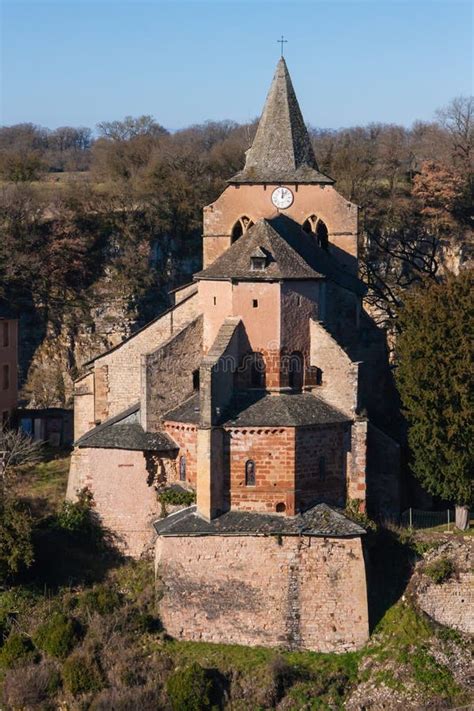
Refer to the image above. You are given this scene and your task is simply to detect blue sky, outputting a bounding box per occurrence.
[1,0,472,131]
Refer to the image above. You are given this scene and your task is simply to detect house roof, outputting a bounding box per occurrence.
[163,391,351,428]
[154,502,365,538]
[194,214,366,295]
[76,403,178,452]
[229,58,333,185]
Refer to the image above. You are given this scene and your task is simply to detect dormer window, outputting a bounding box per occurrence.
[250,246,267,271]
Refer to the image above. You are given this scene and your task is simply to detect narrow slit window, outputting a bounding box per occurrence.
[245,459,256,486]
[2,323,9,348]
[213,296,217,306]
[179,455,186,482]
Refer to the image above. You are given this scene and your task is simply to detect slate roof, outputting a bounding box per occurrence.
[230,58,333,185]
[154,503,365,538]
[76,403,178,452]
[163,392,351,428]
[194,214,366,296]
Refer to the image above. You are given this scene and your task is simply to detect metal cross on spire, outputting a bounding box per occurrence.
[277,35,287,57]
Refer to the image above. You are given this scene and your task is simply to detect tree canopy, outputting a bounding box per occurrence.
[395,271,473,508]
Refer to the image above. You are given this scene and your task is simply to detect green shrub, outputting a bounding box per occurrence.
[424,557,454,584]
[62,653,103,696]
[166,662,213,711]
[34,612,82,659]
[0,496,34,581]
[79,585,122,615]
[56,488,94,534]
[344,499,377,532]
[0,632,36,668]
[158,487,195,516]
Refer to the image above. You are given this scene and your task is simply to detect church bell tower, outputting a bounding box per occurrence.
[202,58,359,273]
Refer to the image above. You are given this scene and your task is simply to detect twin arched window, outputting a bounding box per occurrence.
[231,216,254,243]
[302,215,329,250]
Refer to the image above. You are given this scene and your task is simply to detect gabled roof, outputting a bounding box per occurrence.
[194,214,366,295]
[163,391,351,428]
[230,58,333,185]
[76,403,178,452]
[154,503,365,538]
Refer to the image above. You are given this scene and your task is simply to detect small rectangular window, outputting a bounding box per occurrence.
[2,323,8,348]
[213,296,217,306]
[252,299,258,308]
[2,364,9,390]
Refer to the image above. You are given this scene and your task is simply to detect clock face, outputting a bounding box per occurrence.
[271,186,294,209]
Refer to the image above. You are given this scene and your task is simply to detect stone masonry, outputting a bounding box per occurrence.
[156,533,369,652]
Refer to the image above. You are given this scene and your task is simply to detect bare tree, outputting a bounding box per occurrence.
[0,426,42,487]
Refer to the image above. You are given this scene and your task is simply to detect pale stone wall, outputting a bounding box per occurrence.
[203,184,358,271]
[414,541,473,635]
[73,371,95,440]
[156,534,369,652]
[141,316,203,431]
[310,319,358,416]
[69,446,171,556]
[91,292,200,421]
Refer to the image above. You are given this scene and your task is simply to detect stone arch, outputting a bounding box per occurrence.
[288,351,304,391]
[231,216,254,243]
[302,214,329,250]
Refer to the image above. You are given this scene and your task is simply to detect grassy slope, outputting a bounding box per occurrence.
[1,452,472,710]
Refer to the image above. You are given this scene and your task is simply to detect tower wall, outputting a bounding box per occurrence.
[203,184,358,271]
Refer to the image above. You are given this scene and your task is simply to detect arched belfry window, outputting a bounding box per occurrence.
[245,459,256,486]
[231,216,254,243]
[288,351,304,391]
[302,215,329,251]
[316,220,329,250]
[302,214,318,234]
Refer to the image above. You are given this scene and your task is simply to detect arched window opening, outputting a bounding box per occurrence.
[316,220,329,250]
[192,369,200,391]
[231,216,254,243]
[276,502,286,513]
[245,459,256,486]
[231,220,243,242]
[288,351,304,391]
[249,352,266,389]
[302,214,318,234]
[179,455,187,482]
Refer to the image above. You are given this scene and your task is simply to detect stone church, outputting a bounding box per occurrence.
[67,58,400,652]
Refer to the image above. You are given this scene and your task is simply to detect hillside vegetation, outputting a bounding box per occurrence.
[0,98,472,406]
[0,452,470,710]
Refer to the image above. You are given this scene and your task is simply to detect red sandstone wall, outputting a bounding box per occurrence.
[163,422,197,487]
[156,534,369,652]
[227,427,296,515]
[295,424,347,510]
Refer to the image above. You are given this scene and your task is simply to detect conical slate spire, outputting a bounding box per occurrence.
[230,58,333,184]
